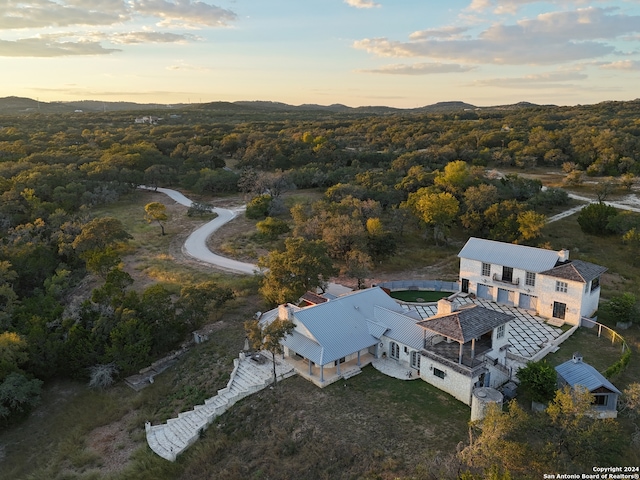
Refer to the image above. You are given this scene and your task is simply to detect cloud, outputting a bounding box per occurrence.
[354,7,640,65]
[344,0,381,8]
[468,0,595,15]
[600,60,640,71]
[166,62,210,71]
[0,0,130,29]
[0,0,238,30]
[0,36,120,57]
[357,62,475,75]
[132,0,237,27]
[409,26,469,40]
[472,70,588,88]
[109,31,197,44]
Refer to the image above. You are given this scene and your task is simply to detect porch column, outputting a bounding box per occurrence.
[320,365,324,382]
[458,342,463,364]
[471,338,476,360]
[357,351,361,366]
[308,359,313,376]
[337,360,341,376]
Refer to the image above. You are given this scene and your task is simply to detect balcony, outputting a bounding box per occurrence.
[492,273,519,286]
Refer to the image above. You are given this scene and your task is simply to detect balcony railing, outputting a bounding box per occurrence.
[492,274,520,286]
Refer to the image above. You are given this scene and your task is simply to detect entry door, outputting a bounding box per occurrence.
[461,278,469,293]
[553,302,566,319]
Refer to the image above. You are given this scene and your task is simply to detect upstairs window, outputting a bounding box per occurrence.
[525,272,536,287]
[496,324,505,339]
[555,281,568,293]
[502,266,513,283]
[591,277,600,292]
[482,262,491,277]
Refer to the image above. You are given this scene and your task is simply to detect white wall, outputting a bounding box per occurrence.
[536,276,584,325]
[419,360,478,405]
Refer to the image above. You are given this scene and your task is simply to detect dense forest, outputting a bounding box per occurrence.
[1,99,639,474]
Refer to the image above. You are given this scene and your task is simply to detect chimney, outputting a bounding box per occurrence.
[278,304,292,321]
[558,249,570,262]
[437,298,455,315]
[572,351,583,363]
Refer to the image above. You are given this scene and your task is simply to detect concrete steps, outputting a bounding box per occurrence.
[146,352,296,462]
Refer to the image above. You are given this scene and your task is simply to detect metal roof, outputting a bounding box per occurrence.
[373,307,424,350]
[292,287,404,365]
[555,359,621,394]
[458,237,561,273]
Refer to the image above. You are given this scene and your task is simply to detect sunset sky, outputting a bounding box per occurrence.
[1,0,639,108]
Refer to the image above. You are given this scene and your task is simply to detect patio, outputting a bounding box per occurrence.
[283,352,375,388]
[403,296,564,359]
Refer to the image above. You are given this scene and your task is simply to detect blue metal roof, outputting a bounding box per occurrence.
[291,287,405,365]
[373,307,424,350]
[458,237,560,273]
[555,359,621,394]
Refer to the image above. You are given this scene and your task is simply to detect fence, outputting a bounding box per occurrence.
[375,280,459,293]
[580,317,629,353]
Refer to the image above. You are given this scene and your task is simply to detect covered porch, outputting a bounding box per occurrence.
[284,351,375,388]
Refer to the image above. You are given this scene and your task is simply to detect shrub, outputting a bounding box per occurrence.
[256,217,290,238]
[577,202,618,235]
[246,194,272,219]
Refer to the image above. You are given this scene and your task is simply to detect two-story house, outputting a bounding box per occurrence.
[458,237,607,325]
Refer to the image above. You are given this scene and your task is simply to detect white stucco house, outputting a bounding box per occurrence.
[458,237,607,325]
[263,287,514,405]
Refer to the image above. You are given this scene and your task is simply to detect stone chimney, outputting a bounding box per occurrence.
[558,248,570,262]
[437,298,455,315]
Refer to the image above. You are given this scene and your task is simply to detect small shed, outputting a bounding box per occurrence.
[555,353,621,418]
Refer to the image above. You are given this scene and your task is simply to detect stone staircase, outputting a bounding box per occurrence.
[146,352,295,461]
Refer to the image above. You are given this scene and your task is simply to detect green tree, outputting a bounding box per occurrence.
[244,317,295,385]
[144,201,168,236]
[407,189,459,245]
[176,281,235,328]
[517,210,546,242]
[0,372,43,419]
[343,249,373,290]
[0,332,28,380]
[258,237,337,305]
[516,360,557,404]
[245,194,272,219]
[256,216,290,239]
[72,217,132,254]
[577,202,618,235]
[598,292,638,324]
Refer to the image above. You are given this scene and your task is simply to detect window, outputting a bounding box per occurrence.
[433,368,446,379]
[502,266,513,283]
[390,342,400,360]
[334,357,346,366]
[496,324,505,339]
[555,281,568,293]
[482,262,491,277]
[525,272,536,287]
[591,277,600,292]
[411,351,421,369]
[593,395,608,407]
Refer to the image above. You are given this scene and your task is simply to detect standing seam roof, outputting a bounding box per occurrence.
[458,237,560,273]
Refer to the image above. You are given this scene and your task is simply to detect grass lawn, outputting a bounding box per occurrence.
[389,290,452,302]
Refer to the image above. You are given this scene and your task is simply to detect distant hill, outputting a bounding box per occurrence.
[0,96,549,116]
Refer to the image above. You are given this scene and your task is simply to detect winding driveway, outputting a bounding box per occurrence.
[141,186,259,275]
